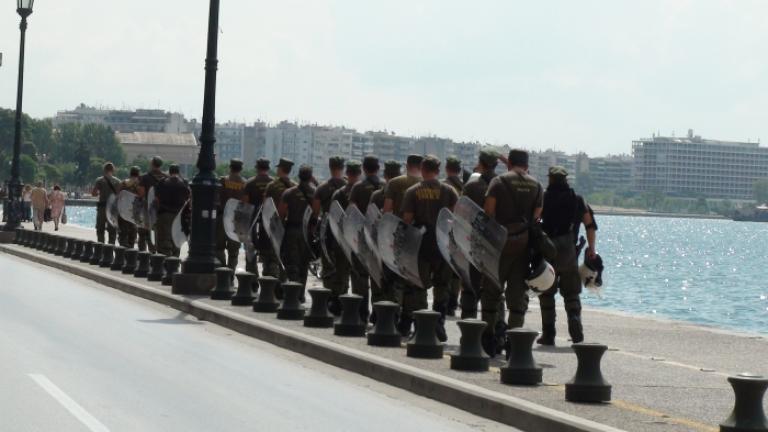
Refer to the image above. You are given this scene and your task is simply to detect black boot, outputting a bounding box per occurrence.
[568,316,584,343]
[327,296,342,316]
[537,323,556,346]
[433,302,448,342]
[447,294,458,317]
[481,330,497,358]
[397,314,413,338]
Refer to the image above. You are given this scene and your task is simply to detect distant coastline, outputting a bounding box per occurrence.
[591,205,727,220]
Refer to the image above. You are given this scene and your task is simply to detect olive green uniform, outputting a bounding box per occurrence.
[349,175,385,313]
[314,177,348,298]
[155,176,190,257]
[281,181,316,292]
[118,178,140,248]
[139,171,168,253]
[216,174,246,270]
[264,177,296,279]
[485,171,543,329]
[93,175,121,244]
[331,183,357,297]
[401,179,458,319]
[243,173,273,277]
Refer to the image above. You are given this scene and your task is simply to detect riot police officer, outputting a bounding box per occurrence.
[138,156,168,253]
[330,161,362,314]
[217,159,246,271]
[242,158,273,277]
[349,156,382,320]
[370,160,401,210]
[155,164,190,257]
[538,166,597,345]
[118,166,141,248]
[264,158,296,279]
[443,156,464,316]
[401,155,459,341]
[483,149,543,356]
[92,162,120,244]
[312,157,348,315]
[279,165,317,296]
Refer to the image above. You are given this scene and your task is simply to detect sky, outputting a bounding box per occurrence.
[1,0,768,156]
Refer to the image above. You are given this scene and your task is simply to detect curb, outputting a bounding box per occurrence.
[0,244,625,432]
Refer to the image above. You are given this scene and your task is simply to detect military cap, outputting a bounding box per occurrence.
[256,158,270,170]
[362,155,380,172]
[229,158,244,170]
[445,156,462,172]
[384,160,401,178]
[168,164,180,175]
[478,150,500,168]
[346,160,362,175]
[548,165,568,177]
[151,156,164,168]
[299,164,313,181]
[508,149,529,166]
[129,166,141,177]
[329,156,346,170]
[278,158,294,171]
[421,155,441,172]
[406,154,424,166]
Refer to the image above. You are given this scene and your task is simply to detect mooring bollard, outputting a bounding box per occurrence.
[123,249,138,274]
[90,243,104,265]
[231,272,256,306]
[277,282,305,320]
[565,343,612,403]
[162,257,180,286]
[334,294,366,336]
[134,251,151,277]
[15,228,25,245]
[210,267,234,300]
[79,241,94,262]
[62,237,76,258]
[451,319,489,372]
[43,233,54,253]
[110,246,126,271]
[55,236,67,256]
[253,276,280,312]
[71,239,83,260]
[501,328,542,385]
[30,231,40,249]
[147,254,166,281]
[367,301,401,347]
[99,244,115,268]
[40,233,51,251]
[407,309,443,359]
[304,287,334,328]
[720,373,768,432]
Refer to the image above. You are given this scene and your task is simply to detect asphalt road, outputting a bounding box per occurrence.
[0,253,512,432]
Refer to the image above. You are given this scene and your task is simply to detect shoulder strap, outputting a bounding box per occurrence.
[106,177,117,195]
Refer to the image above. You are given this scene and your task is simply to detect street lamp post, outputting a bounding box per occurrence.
[173,0,221,293]
[3,0,34,235]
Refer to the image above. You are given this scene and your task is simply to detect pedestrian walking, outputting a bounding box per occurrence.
[47,185,66,231]
[30,182,48,231]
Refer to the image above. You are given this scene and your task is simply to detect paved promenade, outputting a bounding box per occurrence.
[5,223,768,432]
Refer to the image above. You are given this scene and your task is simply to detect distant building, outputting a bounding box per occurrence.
[54,104,191,134]
[116,132,198,172]
[632,129,768,199]
[585,155,633,191]
[528,150,580,184]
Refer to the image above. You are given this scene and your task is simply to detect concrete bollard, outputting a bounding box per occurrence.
[501,328,542,385]
[110,246,126,271]
[38,232,50,251]
[210,267,234,300]
[231,272,256,306]
[29,231,39,249]
[79,241,94,262]
[720,373,768,432]
[303,287,334,328]
[89,243,104,265]
[407,310,444,359]
[99,244,115,268]
[43,233,54,253]
[15,228,25,245]
[147,254,166,281]
[334,294,367,337]
[565,343,612,403]
[450,319,489,372]
[161,257,180,286]
[367,301,402,347]
[71,239,84,260]
[252,276,280,312]
[55,236,67,256]
[134,251,151,277]
[123,249,138,274]
[276,282,305,320]
[63,237,76,258]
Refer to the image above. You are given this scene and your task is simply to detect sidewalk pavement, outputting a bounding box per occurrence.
[7,222,768,432]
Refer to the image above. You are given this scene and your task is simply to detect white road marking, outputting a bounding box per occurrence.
[28,373,110,432]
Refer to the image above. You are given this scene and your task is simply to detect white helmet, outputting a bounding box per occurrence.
[579,254,604,297]
[526,259,556,294]
[579,263,600,289]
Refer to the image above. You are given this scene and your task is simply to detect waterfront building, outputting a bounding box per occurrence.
[116,132,199,174]
[54,104,190,134]
[585,155,633,191]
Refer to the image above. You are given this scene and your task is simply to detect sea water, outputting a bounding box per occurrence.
[64,207,768,334]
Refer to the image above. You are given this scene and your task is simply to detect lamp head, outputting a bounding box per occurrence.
[17,0,33,18]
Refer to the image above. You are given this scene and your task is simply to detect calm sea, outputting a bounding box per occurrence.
[64,207,768,335]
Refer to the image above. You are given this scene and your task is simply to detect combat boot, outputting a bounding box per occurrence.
[481,330,497,358]
[327,295,342,316]
[433,302,448,342]
[397,314,413,338]
[537,323,556,346]
[568,316,584,344]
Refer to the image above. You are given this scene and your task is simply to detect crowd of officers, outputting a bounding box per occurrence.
[91,148,598,357]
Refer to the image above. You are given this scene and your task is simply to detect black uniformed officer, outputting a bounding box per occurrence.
[370,160,401,210]
[264,158,296,280]
[401,155,459,341]
[279,165,317,297]
[483,149,543,356]
[312,157,348,314]
[138,156,168,253]
[443,156,464,316]
[242,158,273,277]
[118,166,141,248]
[92,162,121,245]
[155,164,190,257]
[538,166,597,345]
[330,160,362,313]
[217,159,246,271]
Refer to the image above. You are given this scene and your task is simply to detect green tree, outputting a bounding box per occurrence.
[754,179,768,204]
[19,154,38,184]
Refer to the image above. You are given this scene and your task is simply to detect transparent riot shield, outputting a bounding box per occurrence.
[106,194,119,228]
[117,190,145,227]
[260,198,285,270]
[223,198,256,246]
[452,196,507,288]
[436,208,475,292]
[328,201,353,265]
[376,213,424,288]
[147,186,158,230]
[344,205,383,286]
[172,200,190,249]
[363,204,382,262]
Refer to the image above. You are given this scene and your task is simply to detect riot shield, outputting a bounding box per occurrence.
[452,196,507,288]
[172,200,190,249]
[436,208,475,292]
[147,186,158,230]
[260,198,285,270]
[345,205,383,286]
[106,194,119,228]
[302,206,320,261]
[363,204,382,261]
[223,198,255,246]
[117,190,146,227]
[318,213,334,270]
[328,201,353,265]
[376,213,424,288]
